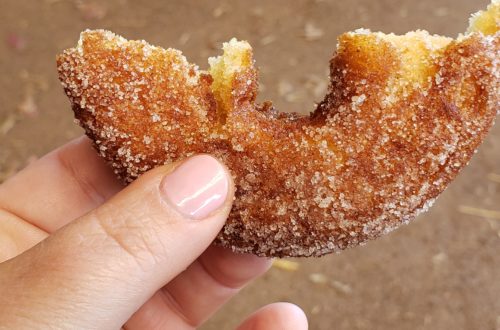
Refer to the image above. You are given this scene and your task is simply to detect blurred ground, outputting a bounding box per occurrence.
[1,0,499,329]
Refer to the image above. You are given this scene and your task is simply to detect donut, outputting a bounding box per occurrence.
[57,1,499,257]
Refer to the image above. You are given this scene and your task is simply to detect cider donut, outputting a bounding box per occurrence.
[57,1,499,257]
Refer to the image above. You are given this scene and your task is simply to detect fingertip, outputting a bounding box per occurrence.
[285,303,309,329]
[270,303,308,330]
[237,302,308,330]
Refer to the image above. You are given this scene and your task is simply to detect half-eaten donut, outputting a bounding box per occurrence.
[57,1,499,257]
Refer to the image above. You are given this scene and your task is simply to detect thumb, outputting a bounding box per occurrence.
[0,155,234,329]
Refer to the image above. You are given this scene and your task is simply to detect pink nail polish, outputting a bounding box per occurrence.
[160,155,229,220]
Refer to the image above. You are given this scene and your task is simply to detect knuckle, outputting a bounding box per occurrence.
[91,209,165,271]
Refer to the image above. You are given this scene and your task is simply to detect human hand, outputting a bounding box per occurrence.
[0,136,308,329]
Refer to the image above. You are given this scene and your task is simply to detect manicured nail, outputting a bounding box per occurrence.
[160,155,229,220]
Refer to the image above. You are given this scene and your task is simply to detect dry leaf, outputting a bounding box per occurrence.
[311,305,322,314]
[272,259,299,271]
[278,80,293,97]
[251,7,264,17]
[458,206,500,220]
[330,280,352,294]
[309,273,328,284]
[0,115,17,135]
[487,173,500,183]
[399,7,409,18]
[213,6,227,18]
[432,252,448,265]
[258,83,266,93]
[303,22,324,41]
[260,35,276,46]
[18,90,38,117]
[178,33,191,46]
[305,74,328,99]
[75,0,107,20]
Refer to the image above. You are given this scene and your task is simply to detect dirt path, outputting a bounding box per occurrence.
[1,1,498,329]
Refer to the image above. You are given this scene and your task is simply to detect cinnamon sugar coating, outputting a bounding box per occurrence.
[57,1,499,257]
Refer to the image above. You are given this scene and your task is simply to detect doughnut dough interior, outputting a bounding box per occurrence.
[57,1,499,257]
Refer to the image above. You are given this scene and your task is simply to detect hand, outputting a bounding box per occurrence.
[0,136,308,329]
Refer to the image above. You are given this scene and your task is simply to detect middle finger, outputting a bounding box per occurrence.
[125,246,272,329]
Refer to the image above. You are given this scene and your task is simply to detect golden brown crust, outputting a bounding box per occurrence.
[57,4,499,257]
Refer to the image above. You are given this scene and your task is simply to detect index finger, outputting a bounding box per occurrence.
[0,136,122,232]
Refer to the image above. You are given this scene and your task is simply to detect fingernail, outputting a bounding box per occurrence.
[160,155,229,220]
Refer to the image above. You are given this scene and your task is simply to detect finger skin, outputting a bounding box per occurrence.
[165,247,273,324]
[0,158,235,329]
[236,303,309,330]
[0,210,47,262]
[0,136,122,232]
[0,139,276,330]
[125,246,272,329]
